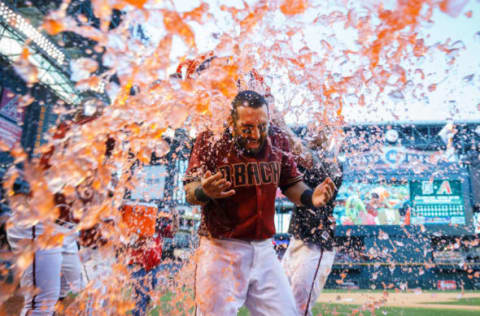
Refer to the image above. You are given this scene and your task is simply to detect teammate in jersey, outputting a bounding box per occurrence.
[184,90,336,315]
[281,128,343,316]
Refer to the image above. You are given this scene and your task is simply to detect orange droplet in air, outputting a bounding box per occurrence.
[336,100,343,116]
[76,75,101,90]
[163,11,196,48]
[415,68,425,80]
[43,19,65,35]
[428,83,437,92]
[182,3,210,23]
[280,0,308,16]
[92,179,102,190]
[439,0,470,18]
[195,99,210,115]
[359,95,365,106]
[0,140,10,151]
[137,149,151,164]
[413,39,427,57]
[124,0,148,9]
[465,10,472,18]
[21,47,29,60]
[286,29,298,37]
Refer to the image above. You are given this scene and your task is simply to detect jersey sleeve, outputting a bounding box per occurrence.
[183,131,212,184]
[274,131,303,190]
[279,152,303,190]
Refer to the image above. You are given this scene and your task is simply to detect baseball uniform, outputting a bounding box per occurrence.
[185,128,302,315]
[282,153,343,316]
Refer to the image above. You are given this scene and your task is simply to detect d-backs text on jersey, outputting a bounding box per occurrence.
[218,161,281,187]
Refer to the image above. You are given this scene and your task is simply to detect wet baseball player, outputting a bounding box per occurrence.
[184,90,336,315]
[281,128,343,316]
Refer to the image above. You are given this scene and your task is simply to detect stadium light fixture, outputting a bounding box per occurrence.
[0,1,65,64]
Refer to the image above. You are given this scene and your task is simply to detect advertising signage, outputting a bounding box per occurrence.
[0,88,23,148]
[343,145,457,171]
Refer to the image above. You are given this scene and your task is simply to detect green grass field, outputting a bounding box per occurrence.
[311,304,480,316]
[428,297,480,306]
[321,289,480,294]
[234,295,480,316]
[236,303,480,316]
[147,288,480,316]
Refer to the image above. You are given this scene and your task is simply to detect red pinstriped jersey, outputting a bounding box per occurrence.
[184,128,302,240]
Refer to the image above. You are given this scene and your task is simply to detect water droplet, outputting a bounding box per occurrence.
[474,31,480,43]
[451,40,465,50]
[388,90,404,100]
[332,72,342,82]
[462,74,474,83]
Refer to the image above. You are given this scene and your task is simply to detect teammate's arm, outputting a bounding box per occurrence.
[185,171,236,206]
[284,177,336,208]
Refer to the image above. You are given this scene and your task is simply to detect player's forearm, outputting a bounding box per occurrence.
[184,181,210,206]
[284,181,310,206]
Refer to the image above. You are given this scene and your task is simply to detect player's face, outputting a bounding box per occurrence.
[233,105,269,155]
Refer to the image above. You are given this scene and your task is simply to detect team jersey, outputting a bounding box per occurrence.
[287,157,343,250]
[184,128,302,240]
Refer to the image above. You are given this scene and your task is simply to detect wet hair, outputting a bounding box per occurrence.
[231,90,269,121]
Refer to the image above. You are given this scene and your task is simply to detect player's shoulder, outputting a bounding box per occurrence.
[269,125,290,150]
[195,129,213,139]
[193,130,215,146]
[196,129,233,145]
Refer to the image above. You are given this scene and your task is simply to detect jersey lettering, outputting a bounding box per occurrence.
[218,161,280,187]
[219,165,232,182]
[233,163,247,186]
[247,162,261,185]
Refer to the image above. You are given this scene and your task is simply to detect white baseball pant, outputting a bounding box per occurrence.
[194,236,298,316]
[7,223,84,316]
[282,238,336,316]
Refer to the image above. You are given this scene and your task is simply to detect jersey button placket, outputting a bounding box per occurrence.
[254,157,263,239]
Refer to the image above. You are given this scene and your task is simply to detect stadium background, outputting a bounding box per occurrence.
[1,0,480,295]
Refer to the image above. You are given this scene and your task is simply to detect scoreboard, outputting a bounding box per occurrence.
[333,178,469,227]
[410,180,466,225]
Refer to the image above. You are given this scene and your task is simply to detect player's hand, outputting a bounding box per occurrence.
[201,170,236,199]
[312,177,336,207]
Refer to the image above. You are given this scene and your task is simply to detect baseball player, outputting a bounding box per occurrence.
[5,96,110,316]
[184,90,336,315]
[6,178,84,316]
[281,128,343,316]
